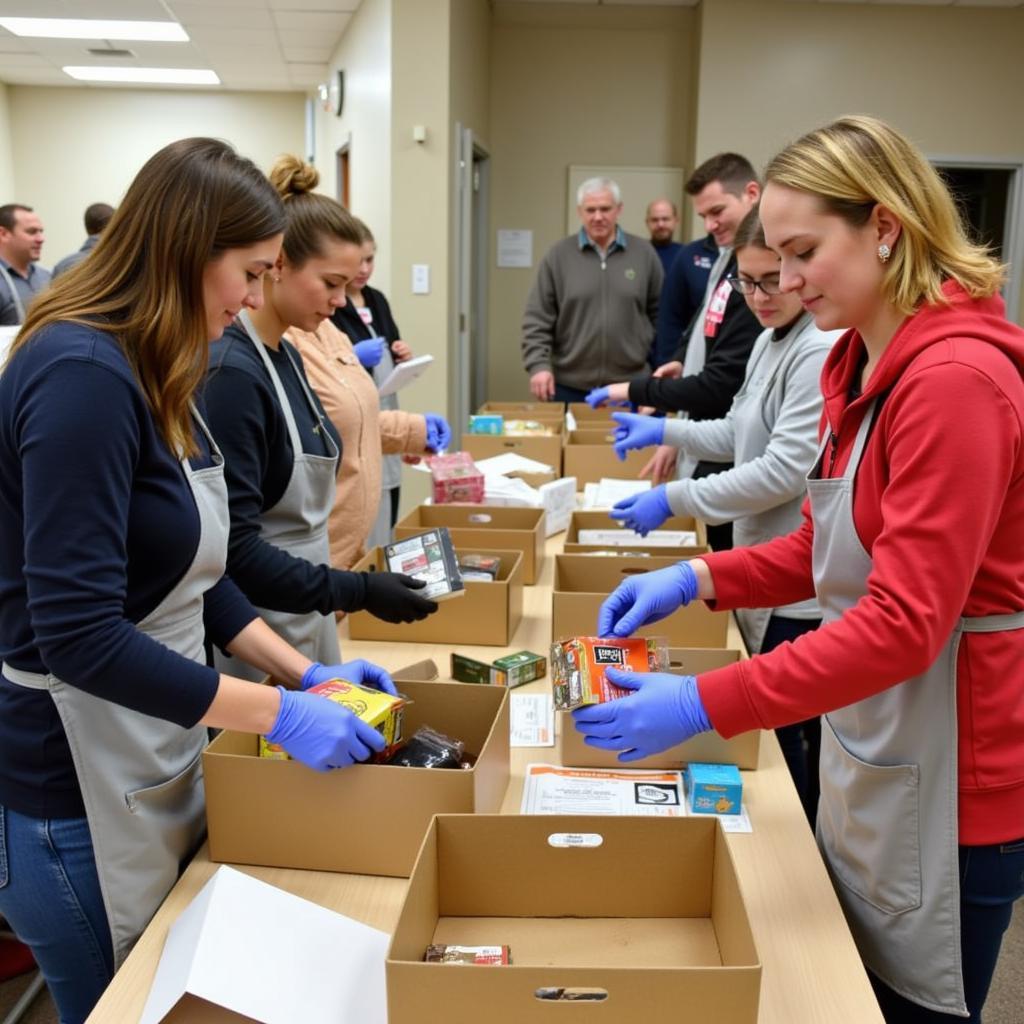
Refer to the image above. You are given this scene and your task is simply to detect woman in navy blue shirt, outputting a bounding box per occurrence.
[0,138,394,1024]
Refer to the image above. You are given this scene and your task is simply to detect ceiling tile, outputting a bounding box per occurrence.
[272,10,351,32]
[167,3,275,30]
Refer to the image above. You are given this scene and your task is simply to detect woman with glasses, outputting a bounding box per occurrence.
[580,116,1024,1023]
[600,205,841,819]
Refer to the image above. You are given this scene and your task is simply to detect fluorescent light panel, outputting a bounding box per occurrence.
[0,18,188,42]
[63,66,219,85]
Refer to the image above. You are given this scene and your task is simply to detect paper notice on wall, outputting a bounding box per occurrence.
[497,229,533,268]
[510,695,555,747]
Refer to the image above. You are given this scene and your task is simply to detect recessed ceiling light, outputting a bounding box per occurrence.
[63,66,218,85]
[0,18,188,42]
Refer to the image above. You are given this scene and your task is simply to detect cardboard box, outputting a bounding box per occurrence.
[563,427,649,485]
[386,814,761,1024]
[461,429,563,477]
[552,554,729,647]
[477,401,565,422]
[567,401,619,425]
[394,505,545,585]
[564,509,709,556]
[348,546,524,645]
[204,680,510,877]
[559,646,761,769]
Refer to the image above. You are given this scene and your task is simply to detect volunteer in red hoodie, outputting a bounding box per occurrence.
[580,115,1024,1024]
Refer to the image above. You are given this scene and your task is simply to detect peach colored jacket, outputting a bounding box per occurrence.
[287,320,429,570]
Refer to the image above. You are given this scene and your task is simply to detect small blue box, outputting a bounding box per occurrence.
[685,762,742,815]
[468,414,504,435]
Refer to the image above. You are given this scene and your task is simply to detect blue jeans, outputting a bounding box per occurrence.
[0,805,114,1024]
[869,837,1024,1023]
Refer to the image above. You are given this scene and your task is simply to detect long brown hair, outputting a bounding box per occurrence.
[11,138,284,456]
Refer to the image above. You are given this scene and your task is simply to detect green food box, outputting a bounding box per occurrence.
[450,651,547,689]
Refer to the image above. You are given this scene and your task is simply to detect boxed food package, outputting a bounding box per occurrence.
[386,815,761,1024]
[424,945,511,965]
[559,646,761,770]
[347,546,524,645]
[450,650,547,689]
[259,679,408,762]
[564,510,709,557]
[686,762,743,815]
[550,636,669,710]
[503,419,555,436]
[429,452,485,504]
[385,528,464,601]
[204,678,510,877]
[394,505,545,585]
[458,553,502,581]
[468,414,504,435]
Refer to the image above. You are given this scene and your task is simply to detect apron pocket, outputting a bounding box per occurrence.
[818,715,922,916]
[124,747,205,815]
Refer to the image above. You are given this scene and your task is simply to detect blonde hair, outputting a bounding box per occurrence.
[765,115,1004,315]
[10,138,284,456]
[268,155,362,265]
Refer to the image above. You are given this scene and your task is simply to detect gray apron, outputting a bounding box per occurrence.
[808,397,1024,1016]
[369,339,399,549]
[216,311,341,680]
[675,247,732,480]
[1,407,227,968]
[0,264,26,323]
[732,314,823,654]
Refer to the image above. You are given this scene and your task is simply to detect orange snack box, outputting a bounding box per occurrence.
[550,636,669,710]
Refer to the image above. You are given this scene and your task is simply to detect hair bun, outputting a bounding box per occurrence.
[269,154,320,199]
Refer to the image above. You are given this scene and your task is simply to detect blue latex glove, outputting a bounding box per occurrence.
[265,687,385,770]
[571,671,711,762]
[585,386,629,409]
[609,485,672,536]
[424,413,452,454]
[611,412,665,460]
[353,337,385,368]
[597,561,699,637]
[301,659,397,696]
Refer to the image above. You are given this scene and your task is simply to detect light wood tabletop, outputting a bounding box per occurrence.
[86,530,884,1023]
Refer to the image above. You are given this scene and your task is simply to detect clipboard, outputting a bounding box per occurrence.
[377,353,434,396]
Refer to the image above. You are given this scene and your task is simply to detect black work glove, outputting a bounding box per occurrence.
[362,571,439,623]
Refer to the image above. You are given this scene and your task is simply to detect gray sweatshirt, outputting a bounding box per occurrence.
[521,231,662,391]
[662,313,842,637]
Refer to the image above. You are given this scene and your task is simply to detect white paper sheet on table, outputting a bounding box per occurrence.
[377,353,434,397]
[510,694,555,747]
[474,451,556,477]
[520,763,752,831]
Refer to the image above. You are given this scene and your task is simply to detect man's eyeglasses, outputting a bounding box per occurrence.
[726,275,782,296]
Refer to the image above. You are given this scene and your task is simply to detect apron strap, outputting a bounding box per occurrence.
[0,264,26,323]
[1,663,50,689]
[961,610,1024,633]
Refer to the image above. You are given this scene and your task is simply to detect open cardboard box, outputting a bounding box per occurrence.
[552,553,730,647]
[564,508,709,557]
[461,429,563,477]
[566,401,619,425]
[477,400,565,422]
[563,427,649,485]
[394,505,545,585]
[347,546,524,645]
[386,814,761,1024]
[559,646,761,770]
[203,679,510,877]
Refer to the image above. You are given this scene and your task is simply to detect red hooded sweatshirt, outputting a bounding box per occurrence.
[698,282,1024,845]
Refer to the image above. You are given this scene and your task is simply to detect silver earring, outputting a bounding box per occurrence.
[878,244,891,264]
[273,275,281,283]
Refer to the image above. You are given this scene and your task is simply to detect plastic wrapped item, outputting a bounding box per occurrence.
[458,553,501,581]
[384,528,465,601]
[424,945,511,965]
[384,726,465,769]
[550,636,670,711]
[503,419,554,436]
[429,451,485,504]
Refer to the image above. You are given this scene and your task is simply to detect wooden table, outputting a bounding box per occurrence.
[87,532,883,1023]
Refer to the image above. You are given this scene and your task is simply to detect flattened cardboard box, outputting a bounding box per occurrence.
[395,505,545,585]
[461,430,563,477]
[563,427,650,485]
[386,814,761,1024]
[552,553,730,647]
[564,508,709,557]
[559,646,761,769]
[347,546,524,645]
[203,679,510,877]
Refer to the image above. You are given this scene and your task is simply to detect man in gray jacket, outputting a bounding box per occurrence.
[522,178,662,402]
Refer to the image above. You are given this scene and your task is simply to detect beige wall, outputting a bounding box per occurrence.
[486,3,697,400]
[450,0,491,151]
[315,0,393,294]
[7,86,305,269]
[0,84,14,203]
[695,0,1024,321]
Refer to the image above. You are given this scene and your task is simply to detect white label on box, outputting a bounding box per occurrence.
[547,832,604,848]
[510,694,555,747]
[577,529,698,548]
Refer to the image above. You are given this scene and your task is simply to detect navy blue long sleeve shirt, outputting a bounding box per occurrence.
[652,234,718,368]
[204,323,368,615]
[0,323,258,818]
